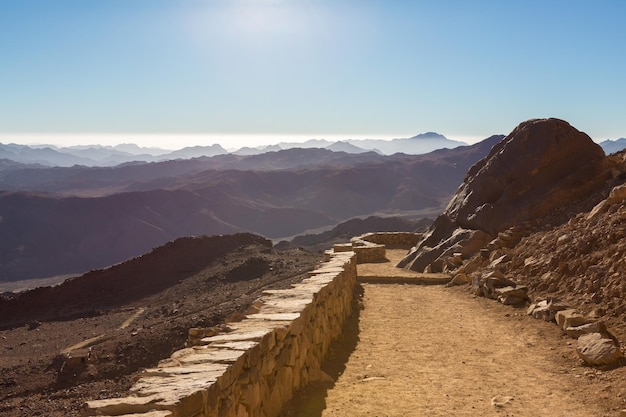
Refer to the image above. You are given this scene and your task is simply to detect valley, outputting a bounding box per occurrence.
[0,137,501,282]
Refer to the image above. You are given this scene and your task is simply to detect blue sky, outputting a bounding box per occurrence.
[1,0,625,149]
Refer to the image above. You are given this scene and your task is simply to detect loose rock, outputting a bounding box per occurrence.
[576,333,622,366]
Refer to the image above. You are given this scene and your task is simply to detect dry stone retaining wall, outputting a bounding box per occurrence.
[333,241,385,263]
[84,250,358,417]
[332,232,421,264]
[356,232,422,248]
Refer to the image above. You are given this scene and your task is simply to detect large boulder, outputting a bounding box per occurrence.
[398,118,610,272]
[576,333,622,366]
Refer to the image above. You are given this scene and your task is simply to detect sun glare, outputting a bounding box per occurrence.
[232,1,296,40]
[184,0,317,51]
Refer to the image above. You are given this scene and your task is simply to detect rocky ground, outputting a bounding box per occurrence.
[459,154,626,345]
[0,237,322,416]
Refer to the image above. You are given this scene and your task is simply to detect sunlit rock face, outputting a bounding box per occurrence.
[398,118,610,273]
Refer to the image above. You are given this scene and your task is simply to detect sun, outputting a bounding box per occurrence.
[183,0,319,52]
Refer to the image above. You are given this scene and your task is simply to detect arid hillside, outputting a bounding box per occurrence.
[0,234,322,417]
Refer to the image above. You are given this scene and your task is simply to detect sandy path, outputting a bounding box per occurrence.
[283,250,620,417]
[319,283,610,417]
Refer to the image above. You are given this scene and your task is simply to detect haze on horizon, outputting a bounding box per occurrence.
[1,1,625,150]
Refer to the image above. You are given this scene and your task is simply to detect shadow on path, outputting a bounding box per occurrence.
[280,285,363,417]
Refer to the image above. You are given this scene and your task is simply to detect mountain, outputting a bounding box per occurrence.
[0,136,502,281]
[0,149,390,196]
[59,144,228,165]
[273,133,467,155]
[399,118,612,273]
[276,139,334,149]
[0,132,467,168]
[344,132,467,155]
[0,143,94,167]
[599,138,626,155]
[161,144,228,159]
[233,145,283,156]
[110,143,171,155]
[0,233,274,328]
[56,146,155,166]
[325,141,373,154]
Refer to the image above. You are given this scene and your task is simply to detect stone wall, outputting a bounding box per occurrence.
[356,232,422,248]
[333,241,386,263]
[331,232,421,264]
[84,250,358,417]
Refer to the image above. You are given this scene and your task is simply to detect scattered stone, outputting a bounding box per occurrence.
[495,285,529,306]
[564,321,611,340]
[360,376,386,383]
[556,234,572,247]
[457,258,482,274]
[27,320,41,330]
[488,254,511,269]
[555,309,590,330]
[446,272,469,287]
[527,298,570,322]
[576,333,622,366]
[494,285,529,300]
[491,395,514,408]
[497,295,527,306]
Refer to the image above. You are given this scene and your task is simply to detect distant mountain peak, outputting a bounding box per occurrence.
[599,137,626,155]
[409,132,447,140]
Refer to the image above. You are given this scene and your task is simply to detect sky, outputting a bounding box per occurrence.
[1,0,625,150]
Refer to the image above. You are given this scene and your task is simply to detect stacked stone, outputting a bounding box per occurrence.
[333,238,386,263]
[83,251,358,417]
[469,269,529,306]
[356,232,422,248]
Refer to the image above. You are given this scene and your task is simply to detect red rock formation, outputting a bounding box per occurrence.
[398,118,612,273]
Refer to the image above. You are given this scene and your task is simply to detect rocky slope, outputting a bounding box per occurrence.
[501,179,626,330]
[0,234,322,416]
[439,166,626,363]
[397,117,626,348]
[398,118,615,272]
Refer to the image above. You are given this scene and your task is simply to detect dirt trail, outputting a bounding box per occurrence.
[284,250,624,417]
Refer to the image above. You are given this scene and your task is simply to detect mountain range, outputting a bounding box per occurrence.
[0,135,503,282]
[0,132,466,167]
[2,129,624,283]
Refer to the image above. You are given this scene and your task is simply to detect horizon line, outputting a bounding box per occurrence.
[0,132,490,150]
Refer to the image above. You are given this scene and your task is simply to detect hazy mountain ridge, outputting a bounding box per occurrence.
[599,138,626,155]
[0,132,467,167]
[0,136,501,281]
[4,133,622,169]
[0,148,389,196]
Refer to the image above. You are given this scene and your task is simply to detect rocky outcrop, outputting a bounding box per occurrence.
[398,118,611,273]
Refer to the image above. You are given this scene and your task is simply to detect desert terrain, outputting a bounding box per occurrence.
[0,236,321,416]
[2,120,626,416]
